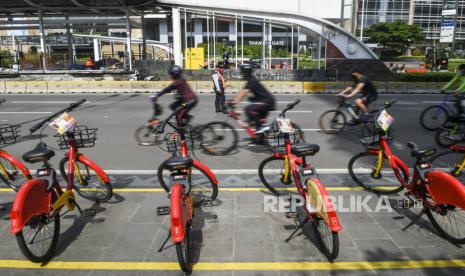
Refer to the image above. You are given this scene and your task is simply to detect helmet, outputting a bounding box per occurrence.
[168,65,182,78]
[240,64,253,79]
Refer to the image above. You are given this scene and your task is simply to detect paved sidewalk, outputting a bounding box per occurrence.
[1,175,464,275]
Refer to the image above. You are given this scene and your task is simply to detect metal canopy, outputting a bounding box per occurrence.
[0,0,165,16]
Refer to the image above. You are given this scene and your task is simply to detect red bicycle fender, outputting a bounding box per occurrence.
[77,154,110,183]
[366,148,380,155]
[193,160,218,185]
[451,145,465,152]
[170,183,186,243]
[309,178,342,233]
[0,151,31,178]
[10,179,51,234]
[392,155,411,178]
[426,171,465,210]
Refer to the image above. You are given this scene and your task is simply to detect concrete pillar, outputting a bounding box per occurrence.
[93,38,101,61]
[126,12,133,71]
[38,9,46,71]
[141,12,147,60]
[65,14,73,66]
[159,19,169,44]
[194,18,203,47]
[172,7,183,67]
[229,21,236,42]
[408,0,415,25]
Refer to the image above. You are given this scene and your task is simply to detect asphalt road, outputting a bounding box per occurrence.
[0,93,444,174]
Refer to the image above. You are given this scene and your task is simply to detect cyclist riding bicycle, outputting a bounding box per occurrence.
[337,70,378,123]
[229,64,276,144]
[150,65,198,126]
[442,64,465,120]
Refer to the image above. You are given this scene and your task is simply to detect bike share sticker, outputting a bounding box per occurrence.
[377,110,394,131]
[276,118,295,134]
[49,112,77,135]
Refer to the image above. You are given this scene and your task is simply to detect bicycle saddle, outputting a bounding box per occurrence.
[291,143,320,157]
[23,142,55,164]
[162,154,193,171]
[407,142,436,159]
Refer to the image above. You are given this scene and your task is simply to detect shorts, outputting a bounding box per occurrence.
[360,94,377,105]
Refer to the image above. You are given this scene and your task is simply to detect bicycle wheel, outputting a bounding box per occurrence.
[312,215,339,261]
[258,156,298,196]
[16,189,60,263]
[0,157,30,191]
[420,105,449,131]
[319,110,346,134]
[430,149,465,184]
[348,152,407,194]
[158,163,218,202]
[200,121,238,156]
[435,124,464,147]
[59,157,113,203]
[134,125,161,146]
[176,223,191,273]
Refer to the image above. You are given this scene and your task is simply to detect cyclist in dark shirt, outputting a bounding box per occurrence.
[230,65,276,143]
[337,70,378,122]
[150,65,198,126]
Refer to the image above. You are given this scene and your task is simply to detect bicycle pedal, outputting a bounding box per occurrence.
[82,208,97,217]
[200,199,213,207]
[285,212,297,219]
[398,199,416,209]
[157,206,170,216]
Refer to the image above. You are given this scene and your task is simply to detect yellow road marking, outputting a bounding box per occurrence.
[0,187,398,193]
[0,259,464,271]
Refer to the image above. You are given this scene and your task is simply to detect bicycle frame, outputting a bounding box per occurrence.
[229,109,257,139]
[0,149,31,182]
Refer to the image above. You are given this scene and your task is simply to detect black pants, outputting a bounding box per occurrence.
[214,89,226,111]
[170,100,197,126]
[245,102,273,128]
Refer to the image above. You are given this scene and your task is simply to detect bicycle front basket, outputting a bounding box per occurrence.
[55,125,98,149]
[0,124,21,145]
[359,121,394,147]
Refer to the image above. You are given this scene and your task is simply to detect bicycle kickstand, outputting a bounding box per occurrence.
[402,208,427,231]
[70,199,96,217]
[158,229,172,252]
[285,218,308,243]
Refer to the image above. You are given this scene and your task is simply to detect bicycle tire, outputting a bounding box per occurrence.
[435,124,463,148]
[157,163,218,201]
[423,177,465,244]
[134,125,161,146]
[312,215,339,261]
[0,156,31,191]
[430,149,465,184]
[319,110,346,134]
[200,121,238,156]
[420,105,449,131]
[348,152,407,195]
[16,189,60,263]
[59,157,113,203]
[258,156,299,196]
[176,223,191,273]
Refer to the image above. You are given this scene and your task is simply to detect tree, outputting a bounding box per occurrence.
[365,20,424,52]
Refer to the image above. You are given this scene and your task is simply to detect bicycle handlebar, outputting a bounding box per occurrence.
[279,99,301,117]
[30,99,87,133]
[384,99,396,109]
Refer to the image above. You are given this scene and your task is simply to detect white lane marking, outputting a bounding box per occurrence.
[421,101,453,104]
[219,128,321,131]
[0,112,53,114]
[271,110,312,113]
[238,101,294,104]
[81,169,351,175]
[11,101,91,104]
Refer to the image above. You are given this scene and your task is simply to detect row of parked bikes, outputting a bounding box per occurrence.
[1,95,465,274]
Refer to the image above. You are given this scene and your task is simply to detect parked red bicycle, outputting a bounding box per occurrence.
[348,100,465,244]
[10,100,113,263]
[0,99,31,191]
[258,99,341,261]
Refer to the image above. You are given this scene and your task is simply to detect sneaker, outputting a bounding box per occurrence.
[148,119,160,126]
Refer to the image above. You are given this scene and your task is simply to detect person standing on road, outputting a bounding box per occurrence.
[150,65,198,126]
[337,70,378,123]
[229,64,276,145]
[212,66,228,114]
[442,64,465,118]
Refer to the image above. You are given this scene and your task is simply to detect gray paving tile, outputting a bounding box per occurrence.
[354,239,410,262]
[344,223,389,240]
[235,217,271,233]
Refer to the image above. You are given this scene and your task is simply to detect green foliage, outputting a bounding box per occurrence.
[411,48,423,56]
[365,20,424,50]
[28,46,38,54]
[399,72,455,82]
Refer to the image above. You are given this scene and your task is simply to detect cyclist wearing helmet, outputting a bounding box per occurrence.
[230,65,276,144]
[337,70,377,123]
[150,65,198,126]
[443,64,465,119]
